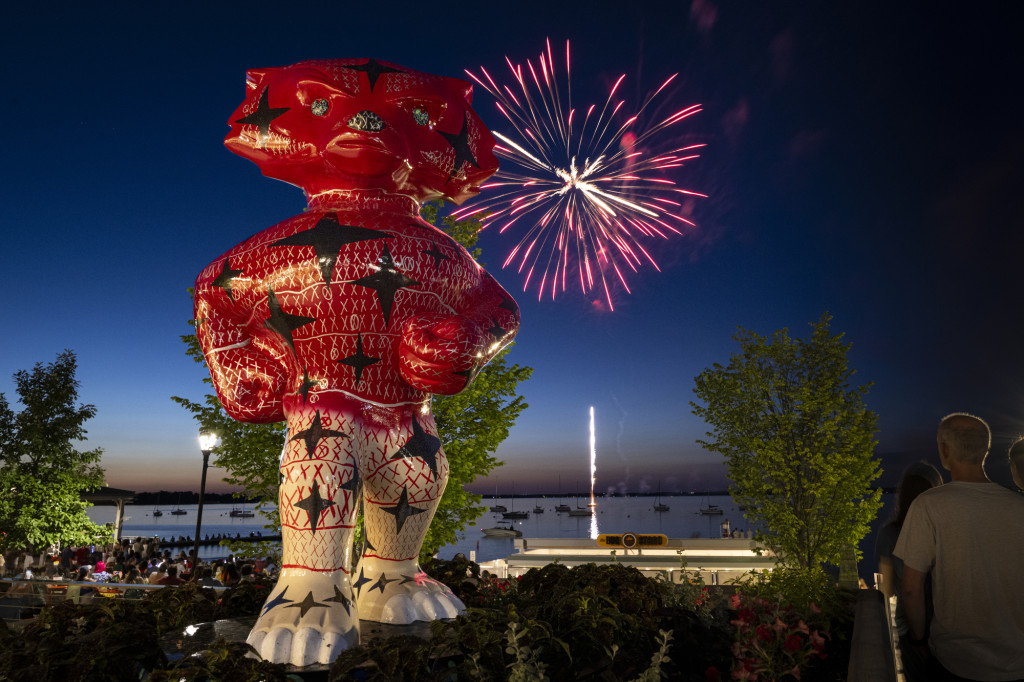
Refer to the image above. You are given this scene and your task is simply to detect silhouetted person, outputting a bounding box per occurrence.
[895,413,1024,680]
[876,461,943,682]
[1009,438,1024,492]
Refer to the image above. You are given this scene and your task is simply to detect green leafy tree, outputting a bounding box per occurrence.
[173,202,531,560]
[690,314,882,570]
[0,350,108,554]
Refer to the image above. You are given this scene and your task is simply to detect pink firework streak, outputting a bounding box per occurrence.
[455,39,706,310]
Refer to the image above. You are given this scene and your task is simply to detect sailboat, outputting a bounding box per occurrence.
[568,481,592,516]
[699,490,723,516]
[488,483,507,513]
[170,494,188,515]
[554,475,571,512]
[152,493,163,517]
[654,483,670,512]
[502,483,529,519]
[229,502,255,518]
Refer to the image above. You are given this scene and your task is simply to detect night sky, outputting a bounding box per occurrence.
[2,2,1022,495]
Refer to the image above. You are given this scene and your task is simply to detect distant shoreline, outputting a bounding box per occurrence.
[123,487,897,502]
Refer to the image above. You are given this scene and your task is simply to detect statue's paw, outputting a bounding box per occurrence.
[354,558,466,624]
[246,573,358,666]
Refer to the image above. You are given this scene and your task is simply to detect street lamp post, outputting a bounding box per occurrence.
[193,429,218,580]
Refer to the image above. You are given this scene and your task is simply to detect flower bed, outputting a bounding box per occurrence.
[0,561,854,681]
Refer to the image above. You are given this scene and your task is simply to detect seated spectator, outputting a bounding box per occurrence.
[158,565,185,586]
[199,566,222,588]
[221,564,241,587]
[263,556,277,576]
[148,565,167,585]
[240,563,256,583]
[90,561,113,583]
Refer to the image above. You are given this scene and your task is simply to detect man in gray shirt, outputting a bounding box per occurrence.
[895,413,1024,681]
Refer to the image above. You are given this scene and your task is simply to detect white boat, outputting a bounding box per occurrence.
[482,524,522,538]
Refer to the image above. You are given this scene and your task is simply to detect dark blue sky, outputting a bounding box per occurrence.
[2,2,1022,494]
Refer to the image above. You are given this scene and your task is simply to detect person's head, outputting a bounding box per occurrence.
[893,461,943,526]
[126,568,141,583]
[166,565,178,578]
[937,413,990,469]
[76,566,90,581]
[240,563,253,577]
[222,564,240,585]
[94,561,106,573]
[1009,438,1024,490]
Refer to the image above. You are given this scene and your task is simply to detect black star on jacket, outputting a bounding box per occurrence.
[352,244,420,326]
[338,333,380,384]
[271,214,390,287]
[235,87,290,148]
[264,288,316,355]
[438,113,479,181]
[212,258,244,301]
[342,58,403,93]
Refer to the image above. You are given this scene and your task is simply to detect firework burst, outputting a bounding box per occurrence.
[456,39,706,310]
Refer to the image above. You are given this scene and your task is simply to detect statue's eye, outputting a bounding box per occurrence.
[412,108,430,127]
[311,99,329,116]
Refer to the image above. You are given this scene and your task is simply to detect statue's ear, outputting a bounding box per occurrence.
[244,68,275,93]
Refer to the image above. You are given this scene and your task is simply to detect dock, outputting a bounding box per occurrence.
[477,536,779,585]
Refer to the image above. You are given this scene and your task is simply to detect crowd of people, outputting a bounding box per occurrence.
[875,413,1024,682]
[1,536,278,590]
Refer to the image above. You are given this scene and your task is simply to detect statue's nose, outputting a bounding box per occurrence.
[347,110,385,132]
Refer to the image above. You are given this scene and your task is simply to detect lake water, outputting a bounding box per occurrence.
[89,493,897,579]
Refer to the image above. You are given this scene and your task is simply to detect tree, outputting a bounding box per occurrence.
[690,314,882,570]
[0,350,109,554]
[173,202,532,560]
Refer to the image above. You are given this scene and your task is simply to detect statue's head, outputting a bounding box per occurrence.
[225,58,498,205]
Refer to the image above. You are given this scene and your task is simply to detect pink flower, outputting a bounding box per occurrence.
[809,630,826,652]
[732,663,758,681]
[731,593,743,609]
[773,617,789,634]
[784,633,803,653]
[784,664,802,680]
[795,619,810,634]
[808,602,821,615]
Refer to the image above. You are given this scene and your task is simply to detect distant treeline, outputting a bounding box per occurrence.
[132,491,262,505]
[480,487,896,499]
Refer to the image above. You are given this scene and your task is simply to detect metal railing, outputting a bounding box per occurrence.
[0,578,227,621]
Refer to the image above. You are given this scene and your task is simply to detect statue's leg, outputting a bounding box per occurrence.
[247,406,360,666]
[355,406,465,623]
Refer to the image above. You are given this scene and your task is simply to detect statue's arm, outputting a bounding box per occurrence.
[399,267,520,395]
[194,256,289,423]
